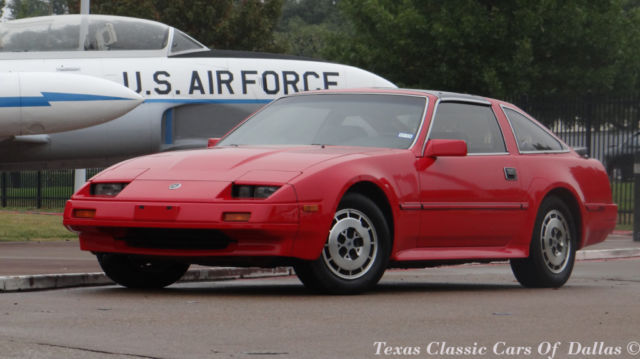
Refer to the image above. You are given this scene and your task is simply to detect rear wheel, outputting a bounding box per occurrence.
[511,196,576,288]
[97,253,190,289]
[294,192,391,294]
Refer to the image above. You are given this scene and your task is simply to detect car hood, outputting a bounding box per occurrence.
[96,145,392,183]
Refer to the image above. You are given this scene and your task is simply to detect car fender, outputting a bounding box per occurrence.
[522,156,611,252]
[289,151,419,260]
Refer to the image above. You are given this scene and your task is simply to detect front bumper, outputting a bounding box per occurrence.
[63,198,324,260]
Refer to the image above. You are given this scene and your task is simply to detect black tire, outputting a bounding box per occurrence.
[294,192,391,294]
[97,253,190,289]
[510,196,576,288]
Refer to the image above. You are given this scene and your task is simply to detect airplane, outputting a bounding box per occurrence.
[0,14,396,170]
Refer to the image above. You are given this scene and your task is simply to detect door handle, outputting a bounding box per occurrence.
[504,167,518,181]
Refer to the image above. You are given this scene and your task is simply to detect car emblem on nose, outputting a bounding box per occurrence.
[168,183,182,190]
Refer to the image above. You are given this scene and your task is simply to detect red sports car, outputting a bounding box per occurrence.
[63,89,617,293]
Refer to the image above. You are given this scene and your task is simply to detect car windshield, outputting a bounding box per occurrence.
[218,94,426,149]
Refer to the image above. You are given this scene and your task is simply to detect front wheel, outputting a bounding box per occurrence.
[294,193,391,294]
[97,253,190,289]
[511,196,576,288]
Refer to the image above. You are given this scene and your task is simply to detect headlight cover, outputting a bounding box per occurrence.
[91,182,128,197]
[232,184,280,199]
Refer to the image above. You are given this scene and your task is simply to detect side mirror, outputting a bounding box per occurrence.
[573,147,589,158]
[424,139,467,157]
[207,138,221,148]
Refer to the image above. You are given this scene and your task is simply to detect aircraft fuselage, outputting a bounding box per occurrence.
[0,15,395,170]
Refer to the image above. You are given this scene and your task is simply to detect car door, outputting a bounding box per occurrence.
[418,100,528,248]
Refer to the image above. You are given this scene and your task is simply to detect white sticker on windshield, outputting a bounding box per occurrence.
[398,132,414,139]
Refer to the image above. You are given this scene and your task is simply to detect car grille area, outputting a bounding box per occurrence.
[116,228,233,250]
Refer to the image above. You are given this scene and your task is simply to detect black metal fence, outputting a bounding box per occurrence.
[0,95,638,224]
[0,169,103,210]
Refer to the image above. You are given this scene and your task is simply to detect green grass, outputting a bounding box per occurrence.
[610,181,634,230]
[611,181,633,212]
[616,223,633,231]
[0,206,64,213]
[0,211,76,242]
[3,186,72,197]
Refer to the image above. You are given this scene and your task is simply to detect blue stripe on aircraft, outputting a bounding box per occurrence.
[0,96,271,107]
[144,99,272,104]
[0,97,39,107]
[41,92,134,102]
[0,92,137,108]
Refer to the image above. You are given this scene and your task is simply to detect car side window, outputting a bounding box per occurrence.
[429,102,506,153]
[503,108,564,152]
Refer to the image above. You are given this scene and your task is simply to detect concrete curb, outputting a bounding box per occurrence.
[0,267,293,293]
[0,272,111,292]
[576,247,640,261]
[2,248,639,292]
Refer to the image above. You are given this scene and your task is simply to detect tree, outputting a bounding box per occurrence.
[322,0,640,98]
[66,0,285,52]
[7,0,68,18]
[276,0,342,57]
[280,0,340,25]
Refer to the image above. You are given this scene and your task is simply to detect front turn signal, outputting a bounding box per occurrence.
[73,209,96,218]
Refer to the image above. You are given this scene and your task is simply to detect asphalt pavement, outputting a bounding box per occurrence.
[2,259,639,359]
[0,231,638,292]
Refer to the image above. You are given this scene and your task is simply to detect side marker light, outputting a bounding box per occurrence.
[302,204,319,213]
[73,209,96,218]
[223,212,251,222]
